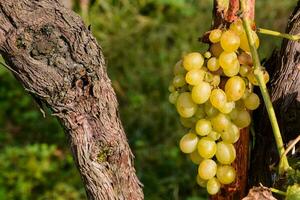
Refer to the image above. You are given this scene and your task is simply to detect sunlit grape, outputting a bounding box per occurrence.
[179,133,199,153]
[198,159,217,180]
[204,51,212,59]
[218,101,235,114]
[197,137,217,159]
[207,177,221,195]
[185,69,205,86]
[191,82,211,104]
[244,93,260,110]
[239,65,250,77]
[225,76,246,101]
[196,175,207,188]
[216,141,236,164]
[229,19,244,35]
[232,109,251,128]
[210,89,227,109]
[208,131,221,141]
[220,30,240,52]
[176,92,198,118]
[211,113,231,133]
[223,60,240,77]
[196,119,212,136]
[207,57,220,72]
[216,165,236,184]
[209,29,223,43]
[183,52,204,71]
[221,123,240,143]
[219,51,238,70]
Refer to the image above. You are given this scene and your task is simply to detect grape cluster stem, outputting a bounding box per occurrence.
[240,0,290,174]
[257,28,300,41]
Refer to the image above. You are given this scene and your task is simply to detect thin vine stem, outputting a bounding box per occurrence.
[257,28,300,41]
[240,0,290,174]
[270,188,287,196]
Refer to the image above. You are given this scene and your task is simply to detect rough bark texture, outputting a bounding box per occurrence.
[250,1,300,187]
[0,0,143,199]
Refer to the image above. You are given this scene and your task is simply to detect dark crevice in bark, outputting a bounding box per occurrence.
[0,0,144,199]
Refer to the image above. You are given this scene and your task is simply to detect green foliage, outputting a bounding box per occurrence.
[0,0,296,199]
[286,184,300,200]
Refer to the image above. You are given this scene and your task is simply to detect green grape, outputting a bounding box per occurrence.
[204,101,219,117]
[189,150,203,164]
[196,119,212,136]
[225,76,246,101]
[210,43,223,57]
[168,85,175,92]
[169,91,179,104]
[229,108,238,120]
[232,109,251,128]
[183,52,204,71]
[223,60,240,77]
[209,29,223,43]
[204,51,212,59]
[220,30,240,52]
[198,159,217,180]
[207,177,221,195]
[211,75,221,87]
[208,131,221,141]
[211,113,231,133]
[195,105,206,119]
[173,60,186,75]
[240,31,259,52]
[179,133,199,153]
[185,69,205,86]
[218,101,235,114]
[244,93,260,110]
[229,19,244,35]
[180,117,197,128]
[219,51,238,70]
[239,65,250,77]
[197,137,217,159]
[216,165,236,184]
[207,57,220,72]
[221,123,240,143]
[196,175,207,188]
[176,92,198,118]
[191,82,211,104]
[210,89,227,109]
[216,141,236,164]
[173,74,186,88]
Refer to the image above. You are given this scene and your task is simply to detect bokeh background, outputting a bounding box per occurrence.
[0,0,296,199]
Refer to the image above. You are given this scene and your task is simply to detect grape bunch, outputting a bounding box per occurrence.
[169,19,269,195]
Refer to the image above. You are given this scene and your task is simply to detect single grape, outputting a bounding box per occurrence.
[179,133,199,153]
[183,52,204,71]
[210,43,223,57]
[216,141,236,164]
[197,137,217,159]
[207,57,220,72]
[225,76,246,101]
[195,105,206,119]
[221,123,240,143]
[218,101,235,114]
[208,131,221,141]
[204,51,212,59]
[244,93,260,110]
[204,101,219,117]
[169,91,179,104]
[229,108,238,120]
[173,60,186,75]
[207,177,221,195]
[232,109,251,128]
[173,74,186,88]
[219,51,238,70]
[239,65,250,77]
[198,159,217,180]
[238,52,253,66]
[189,150,203,165]
[209,29,223,43]
[176,92,198,118]
[185,69,205,86]
[220,30,240,52]
[223,60,240,77]
[191,82,211,104]
[210,89,227,109]
[211,113,231,133]
[196,175,207,188]
[216,165,236,184]
[229,19,244,35]
[196,119,212,136]
[211,74,221,87]
[180,117,197,128]
[240,31,259,52]
[168,85,175,92]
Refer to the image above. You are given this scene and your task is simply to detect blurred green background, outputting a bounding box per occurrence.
[0,0,296,199]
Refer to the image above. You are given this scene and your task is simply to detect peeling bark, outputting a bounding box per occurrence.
[0,0,143,199]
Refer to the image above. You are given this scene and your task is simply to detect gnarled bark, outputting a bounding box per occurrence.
[0,0,143,199]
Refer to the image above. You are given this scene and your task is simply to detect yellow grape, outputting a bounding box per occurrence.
[168,91,179,104]
[206,177,221,195]
[210,89,227,109]
[208,131,221,141]
[209,29,223,43]
[180,117,197,128]
[239,65,250,77]
[179,133,199,153]
[185,69,205,85]
[216,165,236,184]
[220,30,240,52]
[183,52,204,71]
[215,141,236,164]
[189,150,203,165]
[219,51,238,70]
[210,43,223,57]
[176,92,198,118]
[197,137,217,159]
[204,101,219,117]
[223,60,240,77]
[225,76,246,101]
[232,109,251,128]
[207,57,220,72]
[191,82,211,104]
[195,119,212,136]
[173,74,186,88]
[196,175,207,188]
[244,93,260,110]
[204,51,212,59]
[240,30,259,52]
[221,123,240,143]
[211,75,221,87]
[198,159,217,180]
[229,19,244,35]
[218,101,235,114]
[211,113,231,133]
